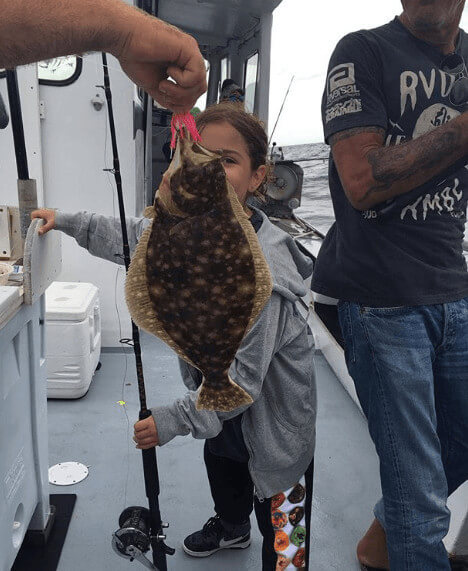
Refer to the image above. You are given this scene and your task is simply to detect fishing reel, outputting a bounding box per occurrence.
[112,506,173,570]
[254,160,304,219]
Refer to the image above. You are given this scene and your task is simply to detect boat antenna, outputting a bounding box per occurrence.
[100,53,175,570]
[268,75,294,145]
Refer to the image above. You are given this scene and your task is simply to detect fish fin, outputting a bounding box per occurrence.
[143,205,155,219]
[196,376,253,412]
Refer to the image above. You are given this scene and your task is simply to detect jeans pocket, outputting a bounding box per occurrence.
[337,301,356,364]
[360,305,411,318]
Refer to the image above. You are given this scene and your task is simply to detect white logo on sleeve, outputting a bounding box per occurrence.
[327,63,356,94]
[325,63,363,123]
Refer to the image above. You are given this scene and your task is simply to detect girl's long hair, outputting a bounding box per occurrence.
[195,102,272,199]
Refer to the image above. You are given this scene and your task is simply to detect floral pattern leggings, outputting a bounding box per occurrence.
[204,443,314,570]
[271,477,309,570]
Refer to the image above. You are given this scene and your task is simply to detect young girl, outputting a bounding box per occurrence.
[32,103,316,571]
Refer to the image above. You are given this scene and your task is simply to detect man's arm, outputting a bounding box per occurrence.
[330,113,468,211]
[0,0,206,112]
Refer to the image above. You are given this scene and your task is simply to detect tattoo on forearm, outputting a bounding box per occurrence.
[359,122,465,204]
[329,126,385,146]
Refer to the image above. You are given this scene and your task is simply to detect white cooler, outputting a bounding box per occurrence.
[45,281,101,398]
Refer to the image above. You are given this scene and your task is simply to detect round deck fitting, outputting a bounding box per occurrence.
[49,461,89,485]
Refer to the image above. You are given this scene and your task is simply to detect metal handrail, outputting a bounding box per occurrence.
[288,157,328,163]
[292,213,326,239]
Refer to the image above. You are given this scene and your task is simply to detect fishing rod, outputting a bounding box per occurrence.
[268,75,294,145]
[99,53,174,571]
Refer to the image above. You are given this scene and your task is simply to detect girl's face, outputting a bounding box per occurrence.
[200,121,267,205]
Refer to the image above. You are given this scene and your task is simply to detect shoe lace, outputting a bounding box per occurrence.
[202,515,222,533]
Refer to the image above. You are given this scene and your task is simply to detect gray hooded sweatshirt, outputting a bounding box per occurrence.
[55,208,316,499]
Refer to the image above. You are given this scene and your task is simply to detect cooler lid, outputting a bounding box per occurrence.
[45,281,99,322]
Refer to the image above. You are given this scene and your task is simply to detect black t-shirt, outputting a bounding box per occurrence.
[312,17,468,307]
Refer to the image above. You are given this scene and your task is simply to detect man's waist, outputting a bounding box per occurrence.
[311,274,468,308]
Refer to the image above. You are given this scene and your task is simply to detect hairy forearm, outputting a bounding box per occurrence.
[0,0,140,68]
[332,113,468,210]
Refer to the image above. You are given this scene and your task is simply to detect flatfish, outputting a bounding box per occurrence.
[126,133,272,411]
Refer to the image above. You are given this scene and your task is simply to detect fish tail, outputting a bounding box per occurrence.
[196,374,253,412]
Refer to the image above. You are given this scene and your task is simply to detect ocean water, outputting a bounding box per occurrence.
[281,143,333,234]
[283,143,468,242]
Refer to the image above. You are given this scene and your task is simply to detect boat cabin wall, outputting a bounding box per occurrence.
[0,54,144,347]
[204,12,272,124]
[152,13,272,197]
[0,66,45,207]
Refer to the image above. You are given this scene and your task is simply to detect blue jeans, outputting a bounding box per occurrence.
[338,298,468,570]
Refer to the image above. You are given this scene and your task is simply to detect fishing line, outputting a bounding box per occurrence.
[101,51,174,570]
[85,53,132,81]
[114,265,132,511]
[269,75,294,145]
[101,79,132,512]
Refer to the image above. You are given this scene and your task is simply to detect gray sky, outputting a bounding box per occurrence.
[269,0,468,146]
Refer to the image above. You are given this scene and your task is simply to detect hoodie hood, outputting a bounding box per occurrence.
[254,209,313,302]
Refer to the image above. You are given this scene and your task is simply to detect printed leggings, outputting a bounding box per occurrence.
[204,443,314,570]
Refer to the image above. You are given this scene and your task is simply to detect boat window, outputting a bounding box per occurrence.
[220,57,228,94]
[38,56,82,86]
[193,59,209,113]
[194,89,207,113]
[244,52,258,112]
[0,56,82,84]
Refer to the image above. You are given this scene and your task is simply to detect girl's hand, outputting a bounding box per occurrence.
[31,208,55,235]
[133,415,159,449]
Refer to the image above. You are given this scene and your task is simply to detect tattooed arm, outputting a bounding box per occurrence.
[330,113,468,210]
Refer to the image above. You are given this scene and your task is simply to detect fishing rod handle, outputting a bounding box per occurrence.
[5,69,29,180]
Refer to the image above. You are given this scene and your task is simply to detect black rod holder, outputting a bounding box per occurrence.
[6,69,29,180]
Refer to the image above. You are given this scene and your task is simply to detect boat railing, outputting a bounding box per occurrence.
[289,157,328,164]
[291,213,325,240]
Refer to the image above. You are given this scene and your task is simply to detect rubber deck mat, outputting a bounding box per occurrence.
[12,494,76,571]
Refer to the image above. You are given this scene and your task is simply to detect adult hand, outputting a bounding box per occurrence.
[31,208,56,235]
[0,0,206,113]
[133,415,159,449]
[113,14,207,113]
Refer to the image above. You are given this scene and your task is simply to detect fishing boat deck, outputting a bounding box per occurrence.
[46,331,382,571]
